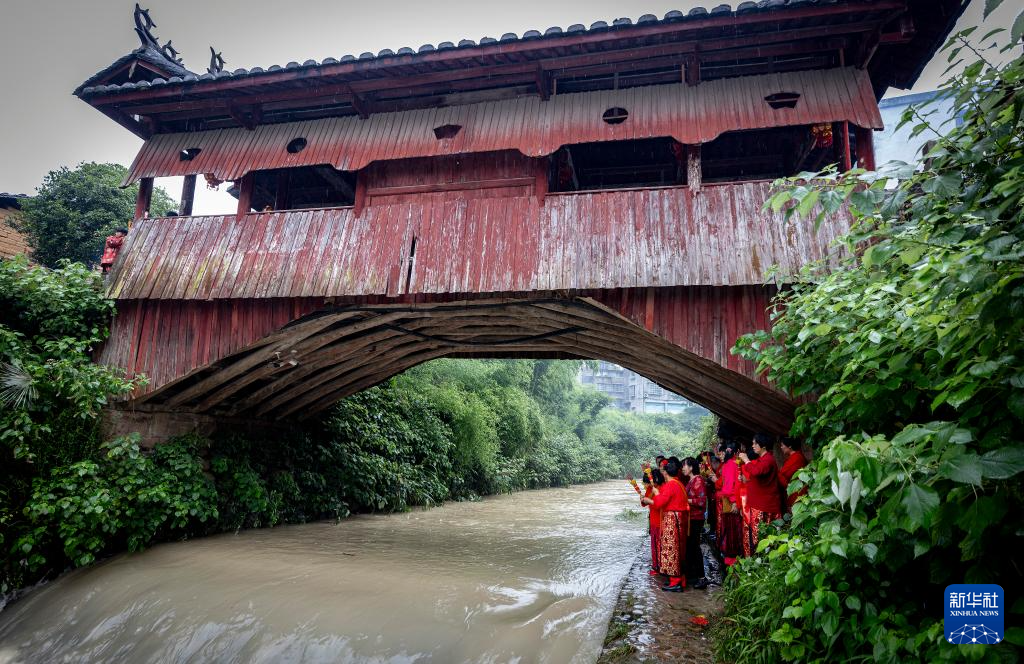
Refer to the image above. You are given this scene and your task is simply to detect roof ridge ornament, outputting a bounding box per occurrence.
[134,3,159,49]
[134,3,184,65]
[208,47,226,75]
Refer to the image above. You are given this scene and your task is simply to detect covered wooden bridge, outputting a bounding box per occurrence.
[79,1,965,439]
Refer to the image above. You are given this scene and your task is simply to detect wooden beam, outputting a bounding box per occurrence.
[687,144,702,193]
[134,177,153,222]
[839,120,852,172]
[275,170,291,210]
[366,177,535,198]
[854,125,876,170]
[178,174,196,216]
[535,66,550,101]
[684,55,700,86]
[236,173,254,216]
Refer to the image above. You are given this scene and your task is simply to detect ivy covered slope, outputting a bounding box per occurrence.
[718,29,1024,664]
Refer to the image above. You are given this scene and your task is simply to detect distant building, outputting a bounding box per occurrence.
[875,91,960,166]
[0,193,32,259]
[578,361,693,413]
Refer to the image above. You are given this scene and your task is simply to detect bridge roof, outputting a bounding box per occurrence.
[122,67,881,184]
[77,0,966,136]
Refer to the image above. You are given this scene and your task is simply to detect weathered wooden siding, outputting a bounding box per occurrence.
[123,67,882,183]
[363,151,538,205]
[107,181,849,300]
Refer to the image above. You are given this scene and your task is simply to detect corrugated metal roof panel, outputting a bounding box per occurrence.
[106,180,852,300]
[123,67,882,184]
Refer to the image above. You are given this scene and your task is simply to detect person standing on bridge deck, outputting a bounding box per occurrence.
[642,457,688,592]
[778,437,808,512]
[739,434,783,557]
[681,457,708,588]
[100,227,128,274]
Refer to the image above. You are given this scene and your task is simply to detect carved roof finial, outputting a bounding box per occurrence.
[162,40,182,64]
[208,47,226,74]
[134,3,160,49]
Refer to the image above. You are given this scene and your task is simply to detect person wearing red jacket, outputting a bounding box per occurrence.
[739,433,783,557]
[100,228,128,273]
[642,457,689,592]
[778,437,808,510]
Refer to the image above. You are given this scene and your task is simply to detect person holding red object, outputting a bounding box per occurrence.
[739,433,783,557]
[708,440,744,566]
[642,457,689,592]
[640,470,664,575]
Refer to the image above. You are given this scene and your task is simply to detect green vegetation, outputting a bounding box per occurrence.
[0,256,711,595]
[16,162,175,267]
[716,27,1024,663]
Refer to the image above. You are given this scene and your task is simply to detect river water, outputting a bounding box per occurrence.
[0,481,644,664]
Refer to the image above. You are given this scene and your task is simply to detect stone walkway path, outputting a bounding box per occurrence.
[598,534,725,663]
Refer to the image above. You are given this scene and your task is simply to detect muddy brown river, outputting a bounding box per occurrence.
[0,481,643,663]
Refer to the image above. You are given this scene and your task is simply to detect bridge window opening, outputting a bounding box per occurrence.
[286,137,308,154]
[549,138,686,192]
[700,125,840,184]
[179,147,202,161]
[764,92,801,110]
[246,165,357,211]
[433,124,462,139]
[601,107,629,125]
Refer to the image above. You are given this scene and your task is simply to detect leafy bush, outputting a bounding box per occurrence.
[17,434,216,571]
[721,28,1024,663]
[0,257,143,592]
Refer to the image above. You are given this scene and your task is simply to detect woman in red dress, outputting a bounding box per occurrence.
[642,457,689,592]
[778,437,808,510]
[740,433,784,556]
[681,457,707,586]
[708,440,744,566]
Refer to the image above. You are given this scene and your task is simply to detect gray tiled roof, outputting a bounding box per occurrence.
[76,1,836,96]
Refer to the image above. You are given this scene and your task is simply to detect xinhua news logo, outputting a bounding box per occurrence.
[944,584,1004,645]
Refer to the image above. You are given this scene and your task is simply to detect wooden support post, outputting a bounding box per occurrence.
[686,145,702,193]
[840,121,852,172]
[535,157,549,205]
[179,174,196,216]
[354,175,367,216]
[275,170,291,210]
[134,177,153,222]
[854,125,875,170]
[684,55,701,86]
[236,173,254,216]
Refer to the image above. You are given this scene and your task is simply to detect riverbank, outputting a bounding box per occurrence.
[599,533,725,663]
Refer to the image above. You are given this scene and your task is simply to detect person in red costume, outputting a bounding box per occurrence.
[681,457,708,588]
[739,433,783,557]
[642,457,689,592]
[640,467,665,575]
[707,440,744,566]
[778,437,808,511]
[100,228,128,273]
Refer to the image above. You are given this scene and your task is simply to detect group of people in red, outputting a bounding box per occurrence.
[628,430,807,593]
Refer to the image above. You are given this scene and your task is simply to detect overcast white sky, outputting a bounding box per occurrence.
[0,1,1012,214]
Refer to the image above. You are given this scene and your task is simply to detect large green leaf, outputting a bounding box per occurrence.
[978,448,1024,479]
[900,484,940,531]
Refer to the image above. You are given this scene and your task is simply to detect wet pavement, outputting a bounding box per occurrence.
[598,531,725,664]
